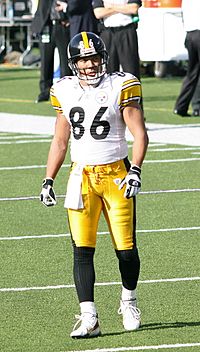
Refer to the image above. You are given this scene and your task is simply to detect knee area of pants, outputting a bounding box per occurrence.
[116,247,139,262]
[74,246,95,264]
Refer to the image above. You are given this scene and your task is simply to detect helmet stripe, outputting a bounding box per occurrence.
[81,32,90,49]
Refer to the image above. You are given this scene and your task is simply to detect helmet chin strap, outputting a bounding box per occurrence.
[75,65,103,85]
[78,73,102,85]
[76,62,107,85]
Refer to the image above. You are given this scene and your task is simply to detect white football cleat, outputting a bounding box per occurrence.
[118,300,141,331]
[70,312,101,338]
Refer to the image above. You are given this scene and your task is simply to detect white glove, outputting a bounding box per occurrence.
[40,178,57,206]
[119,165,141,198]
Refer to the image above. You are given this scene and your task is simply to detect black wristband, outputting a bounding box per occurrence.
[129,165,141,176]
[42,178,54,187]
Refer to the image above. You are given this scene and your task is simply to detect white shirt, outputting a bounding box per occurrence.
[181,0,200,32]
[102,0,133,28]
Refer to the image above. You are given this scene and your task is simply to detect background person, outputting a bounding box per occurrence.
[92,0,142,80]
[31,0,71,103]
[56,0,99,38]
[173,0,200,117]
[191,76,200,116]
[40,32,148,338]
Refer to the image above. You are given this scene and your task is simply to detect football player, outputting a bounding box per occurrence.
[40,31,149,338]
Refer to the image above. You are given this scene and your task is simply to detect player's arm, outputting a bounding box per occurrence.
[45,112,70,179]
[94,2,139,19]
[111,3,140,15]
[123,102,148,167]
[119,102,148,198]
[40,112,71,206]
[93,6,117,19]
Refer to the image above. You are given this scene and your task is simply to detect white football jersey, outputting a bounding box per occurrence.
[50,72,141,165]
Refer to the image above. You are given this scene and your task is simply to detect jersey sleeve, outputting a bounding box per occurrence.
[50,86,63,114]
[118,76,142,111]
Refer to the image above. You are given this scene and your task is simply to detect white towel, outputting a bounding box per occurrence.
[64,165,84,210]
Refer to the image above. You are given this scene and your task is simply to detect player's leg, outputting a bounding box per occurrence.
[102,158,141,330]
[37,39,54,102]
[67,181,102,338]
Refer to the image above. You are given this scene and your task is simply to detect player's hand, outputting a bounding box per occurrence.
[40,178,57,206]
[55,1,67,12]
[119,165,141,198]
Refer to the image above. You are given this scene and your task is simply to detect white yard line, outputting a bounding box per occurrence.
[0,134,50,139]
[0,188,200,202]
[0,164,70,170]
[1,156,200,172]
[66,342,200,352]
[0,226,199,241]
[141,188,200,194]
[144,157,200,163]
[148,146,200,152]
[0,276,200,293]
[0,139,51,144]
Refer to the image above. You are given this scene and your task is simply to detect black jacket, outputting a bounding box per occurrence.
[31,0,68,36]
[67,0,99,38]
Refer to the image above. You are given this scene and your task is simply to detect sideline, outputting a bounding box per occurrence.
[0,112,200,146]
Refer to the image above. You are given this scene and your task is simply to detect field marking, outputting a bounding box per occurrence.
[0,134,50,139]
[66,342,200,352]
[67,342,200,352]
[148,147,200,152]
[0,276,200,293]
[1,157,200,172]
[0,164,70,171]
[141,189,200,195]
[0,97,41,103]
[0,226,200,241]
[144,157,200,163]
[0,139,51,145]
[1,188,200,202]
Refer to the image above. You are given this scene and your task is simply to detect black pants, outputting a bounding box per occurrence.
[100,23,141,80]
[39,22,71,95]
[192,75,200,111]
[174,30,200,113]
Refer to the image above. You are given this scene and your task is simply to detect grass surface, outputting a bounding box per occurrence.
[0,67,200,352]
[0,66,199,123]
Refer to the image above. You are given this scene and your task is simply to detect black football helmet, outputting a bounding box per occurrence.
[67,31,108,85]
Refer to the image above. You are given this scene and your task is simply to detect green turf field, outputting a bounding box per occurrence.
[0,68,200,352]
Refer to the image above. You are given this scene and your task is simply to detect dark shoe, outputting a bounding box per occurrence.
[35,92,50,103]
[173,109,191,117]
[192,109,200,117]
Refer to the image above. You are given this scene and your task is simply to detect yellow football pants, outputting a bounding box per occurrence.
[67,159,136,250]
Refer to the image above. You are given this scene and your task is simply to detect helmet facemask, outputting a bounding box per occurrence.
[70,53,108,85]
[67,32,108,85]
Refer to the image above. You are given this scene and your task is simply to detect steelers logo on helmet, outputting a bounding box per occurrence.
[79,38,95,56]
[67,32,108,85]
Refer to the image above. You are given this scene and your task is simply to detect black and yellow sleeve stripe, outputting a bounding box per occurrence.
[118,78,141,110]
[50,87,63,113]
